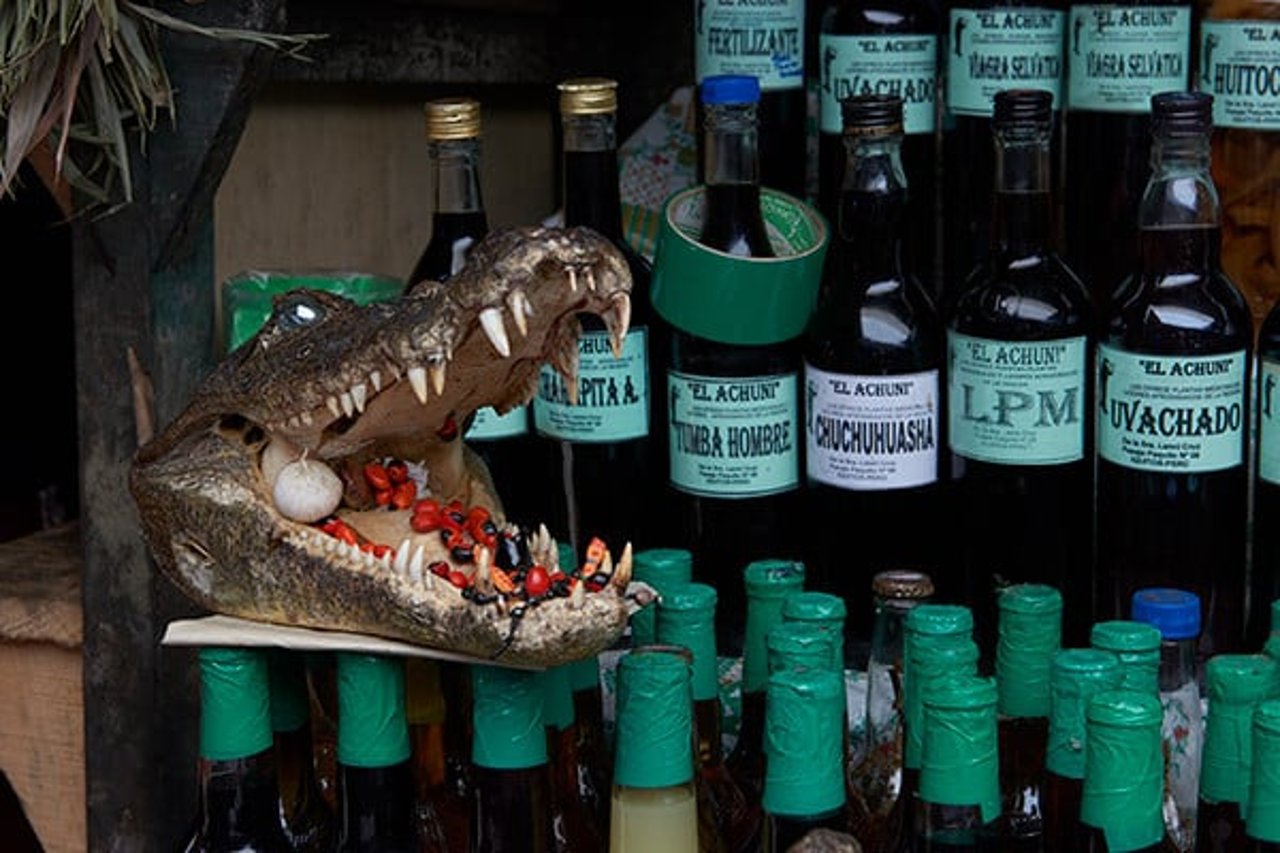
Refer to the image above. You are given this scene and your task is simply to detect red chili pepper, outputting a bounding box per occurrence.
[387,461,409,484]
[363,462,391,491]
[448,570,470,589]
[390,481,416,510]
[525,565,550,597]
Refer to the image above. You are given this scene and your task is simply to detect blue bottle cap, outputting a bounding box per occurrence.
[700,74,760,106]
[1130,588,1201,641]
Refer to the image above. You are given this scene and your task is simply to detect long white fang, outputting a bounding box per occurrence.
[409,546,425,585]
[340,392,355,418]
[567,267,578,292]
[507,291,529,338]
[613,293,632,339]
[569,580,585,609]
[301,411,314,426]
[480,308,511,358]
[351,383,368,412]
[586,268,597,292]
[409,367,429,404]
[429,362,447,396]
[614,542,634,589]
[394,539,411,575]
[380,552,392,570]
[370,370,382,393]
[327,396,342,418]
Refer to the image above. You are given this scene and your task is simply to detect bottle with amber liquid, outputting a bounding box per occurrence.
[1246,699,1280,852]
[657,582,761,852]
[267,652,333,852]
[803,93,943,614]
[1041,649,1124,853]
[943,88,1095,653]
[180,647,291,853]
[1196,654,1280,852]
[535,78,661,556]
[404,658,465,851]
[541,665,606,851]
[1096,91,1252,658]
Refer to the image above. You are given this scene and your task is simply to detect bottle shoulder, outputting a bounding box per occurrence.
[806,278,944,371]
[1105,269,1253,353]
[945,254,1096,340]
[822,0,940,35]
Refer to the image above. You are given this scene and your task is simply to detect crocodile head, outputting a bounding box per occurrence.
[130,225,644,667]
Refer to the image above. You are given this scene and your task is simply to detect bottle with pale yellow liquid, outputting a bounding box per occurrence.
[609,649,700,853]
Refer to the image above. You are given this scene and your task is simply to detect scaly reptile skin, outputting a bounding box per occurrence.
[130,226,645,666]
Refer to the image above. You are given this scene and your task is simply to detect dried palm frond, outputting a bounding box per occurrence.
[0,0,324,216]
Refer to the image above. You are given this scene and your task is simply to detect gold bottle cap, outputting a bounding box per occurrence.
[424,97,481,140]
[872,570,936,601]
[558,77,618,116]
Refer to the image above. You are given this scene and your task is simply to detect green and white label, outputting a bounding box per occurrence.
[668,370,800,497]
[947,7,1065,116]
[818,33,939,134]
[468,406,528,440]
[1097,345,1247,473]
[805,364,939,490]
[534,329,649,443]
[1067,6,1191,112]
[948,332,1088,465]
[695,0,805,91]
[1258,358,1280,484]
[1198,20,1280,130]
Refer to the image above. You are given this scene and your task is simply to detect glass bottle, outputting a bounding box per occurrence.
[1254,304,1280,648]
[1064,0,1194,307]
[817,0,940,290]
[694,1,808,197]
[762,667,851,851]
[469,664,556,853]
[1092,620,1163,694]
[609,649,700,853]
[665,74,804,655]
[1130,588,1204,851]
[630,548,694,647]
[727,559,808,809]
[267,651,334,853]
[180,647,291,853]
[995,583,1064,849]
[912,674,1003,851]
[1078,690,1179,852]
[535,78,662,557]
[332,653,417,853]
[943,88,1096,654]
[803,92,944,618]
[1246,699,1280,852]
[1096,90,1252,659]
[1042,649,1125,853]
[541,664,607,852]
[1196,654,1280,852]
[657,582,761,853]
[403,658,463,852]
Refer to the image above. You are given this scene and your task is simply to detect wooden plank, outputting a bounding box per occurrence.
[0,523,82,649]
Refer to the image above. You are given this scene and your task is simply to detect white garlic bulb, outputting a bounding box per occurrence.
[273,457,343,523]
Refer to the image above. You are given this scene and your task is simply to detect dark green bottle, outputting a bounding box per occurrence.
[267,652,333,852]
[1246,699,1280,852]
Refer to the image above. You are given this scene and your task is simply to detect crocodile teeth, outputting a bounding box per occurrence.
[480,308,511,358]
[379,551,392,570]
[613,542,633,589]
[600,550,614,582]
[569,579,585,609]
[428,361,447,396]
[586,267,597,292]
[363,550,379,570]
[288,415,302,428]
[604,293,632,358]
[301,411,314,426]
[394,539,411,575]
[567,267,579,292]
[409,367,430,404]
[506,291,529,338]
[351,383,368,413]
[340,392,355,418]
[370,370,382,393]
[474,546,493,595]
[409,546,425,585]
[327,396,342,418]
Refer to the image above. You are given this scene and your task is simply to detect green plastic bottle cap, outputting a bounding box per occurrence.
[656,582,719,701]
[630,548,694,647]
[268,649,311,734]
[1091,621,1161,694]
[767,622,835,676]
[903,612,978,771]
[918,675,1001,824]
[763,667,847,818]
[1202,654,1280,807]
[744,559,806,595]
[1081,690,1165,851]
[1046,649,1124,780]
[1266,599,1280,663]
[470,665,547,770]
[996,584,1063,719]
[198,646,273,762]
[742,560,806,694]
[906,603,975,638]
[782,591,847,672]
[336,652,411,769]
[1248,699,1280,842]
[568,655,600,694]
[542,664,576,732]
[614,650,694,788]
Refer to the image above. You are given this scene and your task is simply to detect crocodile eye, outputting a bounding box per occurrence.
[274,294,327,331]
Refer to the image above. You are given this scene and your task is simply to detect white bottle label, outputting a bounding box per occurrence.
[534,329,649,443]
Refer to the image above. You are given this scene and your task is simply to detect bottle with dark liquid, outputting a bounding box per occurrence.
[1196,654,1280,853]
[762,667,851,851]
[995,584,1063,850]
[1077,690,1178,852]
[1091,620,1162,694]
[694,0,807,197]
[1042,649,1124,853]
[664,74,804,654]
[803,93,943,624]
[267,651,334,852]
[727,559,808,809]
[535,78,661,556]
[944,88,1095,653]
[1063,0,1194,307]
[657,582,761,852]
[912,674,1003,851]
[1253,304,1280,648]
[817,0,940,289]
[469,664,555,853]
[1095,91,1253,659]
[180,647,291,853]
[404,658,466,851]
[541,664,607,852]
[566,651,611,831]
[1246,699,1280,852]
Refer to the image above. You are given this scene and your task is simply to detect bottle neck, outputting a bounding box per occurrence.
[196,751,284,845]
[866,598,913,750]
[338,761,416,844]
[430,138,484,216]
[837,133,908,286]
[704,102,761,188]
[410,721,448,792]
[1138,134,1221,273]
[562,113,623,241]
[992,127,1054,258]
[1157,639,1198,694]
[695,698,725,766]
[274,723,322,815]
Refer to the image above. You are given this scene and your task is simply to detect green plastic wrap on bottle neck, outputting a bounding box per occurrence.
[1079,690,1165,852]
[903,605,976,770]
[268,649,311,734]
[996,584,1063,719]
[782,591,847,673]
[1046,649,1125,780]
[336,652,411,769]
[742,559,806,694]
[1248,699,1280,842]
[470,664,547,770]
[614,650,694,788]
[199,647,274,762]
[630,548,694,646]
[542,664,577,732]
[763,667,847,818]
[918,675,1001,824]
[1201,654,1279,807]
[657,582,719,701]
[768,622,835,676]
[1267,599,1280,664]
[1091,621,1161,694]
[905,638,981,770]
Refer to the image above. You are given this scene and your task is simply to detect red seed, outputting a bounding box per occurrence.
[429,561,450,578]
[387,461,409,484]
[525,565,550,597]
[466,506,490,529]
[372,544,392,559]
[413,498,440,515]
[448,570,470,589]
[363,462,391,491]
[375,489,392,506]
[410,512,440,534]
[334,525,358,546]
[390,481,416,509]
